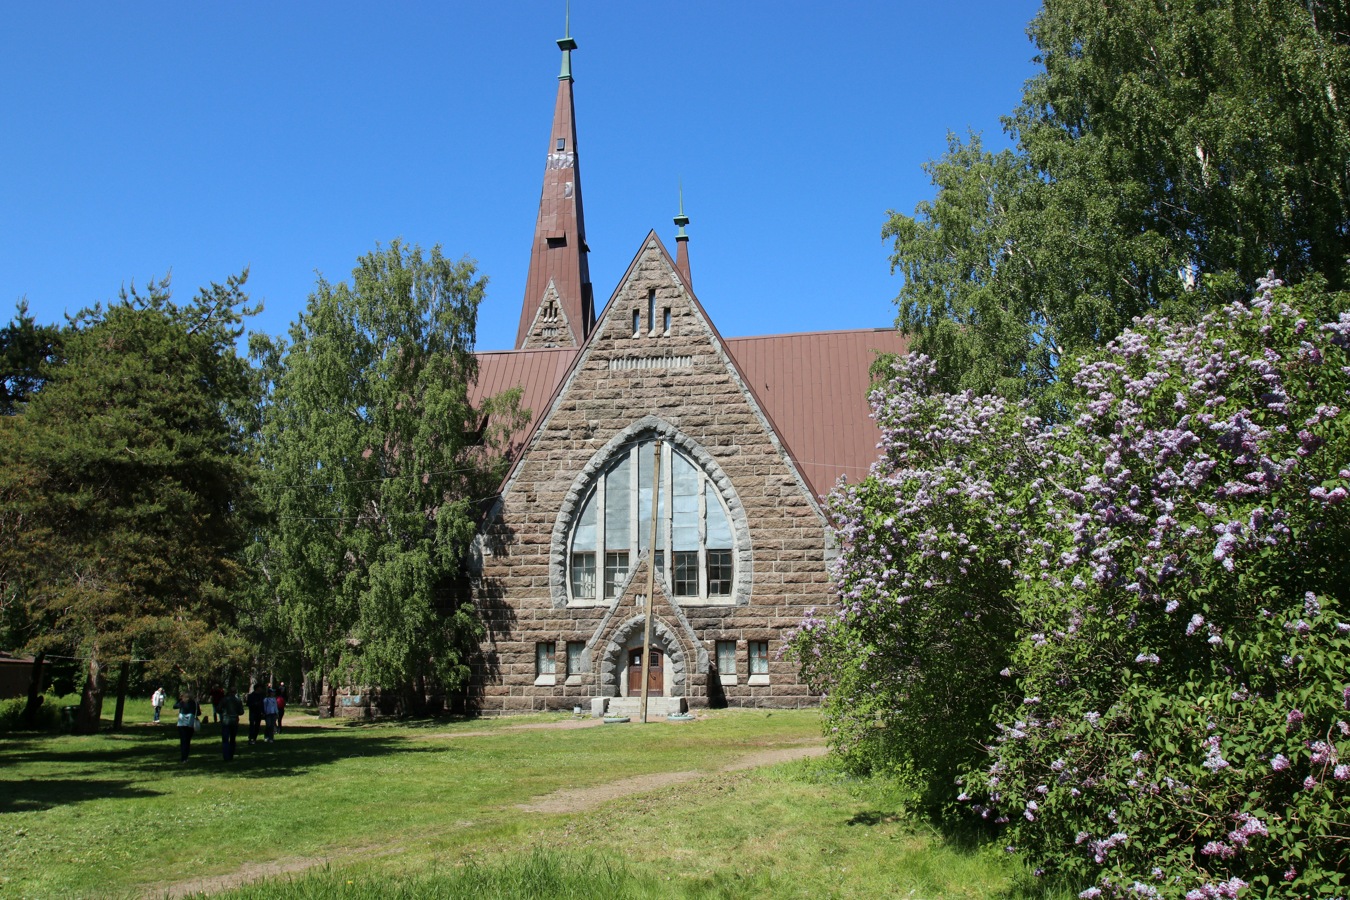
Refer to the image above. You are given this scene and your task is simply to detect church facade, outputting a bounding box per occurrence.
[467,27,905,715]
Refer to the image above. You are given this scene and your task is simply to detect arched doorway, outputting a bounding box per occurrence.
[598,614,694,700]
[626,646,663,695]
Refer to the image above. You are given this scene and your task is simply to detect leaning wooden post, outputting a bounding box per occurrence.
[640,440,663,724]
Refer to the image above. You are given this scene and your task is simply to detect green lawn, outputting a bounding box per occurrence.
[0,708,1055,898]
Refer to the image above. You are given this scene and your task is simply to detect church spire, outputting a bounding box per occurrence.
[516,6,593,349]
[673,184,692,289]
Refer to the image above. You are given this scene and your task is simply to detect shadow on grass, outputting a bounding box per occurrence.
[0,778,162,813]
[0,725,462,798]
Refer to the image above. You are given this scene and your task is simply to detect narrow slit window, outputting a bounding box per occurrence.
[633,309,641,336]
[647,290,656,333]
[663,308,671,334]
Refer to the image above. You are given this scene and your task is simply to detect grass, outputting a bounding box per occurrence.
[0,707,1061,899]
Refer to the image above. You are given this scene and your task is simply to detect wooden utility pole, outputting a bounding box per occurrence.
[639,440,662,724]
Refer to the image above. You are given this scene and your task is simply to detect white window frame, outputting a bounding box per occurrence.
[748,640,770,685]
[534,641,557,686]
[715,640,738,686]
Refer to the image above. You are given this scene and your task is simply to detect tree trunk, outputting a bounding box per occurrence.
[111,660,130,730]
[21,651,47,727]
[75,651,105,735]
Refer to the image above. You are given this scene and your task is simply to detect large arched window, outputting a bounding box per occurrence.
[568,439,736,604]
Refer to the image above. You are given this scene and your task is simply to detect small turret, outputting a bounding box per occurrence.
[674,185,692,289]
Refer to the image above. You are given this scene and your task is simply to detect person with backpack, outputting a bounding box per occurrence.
[219,689,245,761]
[275,681,288,732]
[172,692,202,763]
[262,688,279,743]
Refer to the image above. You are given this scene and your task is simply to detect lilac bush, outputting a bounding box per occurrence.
[789,356,1042,800]
[792,277,1350,895]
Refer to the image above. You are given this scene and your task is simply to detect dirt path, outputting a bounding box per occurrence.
[514,742,826,814]
[151,728,825,898]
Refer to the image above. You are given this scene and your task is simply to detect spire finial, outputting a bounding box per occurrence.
[674,181,690,238]
[558,1,577,81]
[673,181,693,288]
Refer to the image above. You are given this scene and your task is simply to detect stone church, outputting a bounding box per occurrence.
[467,25,905,716]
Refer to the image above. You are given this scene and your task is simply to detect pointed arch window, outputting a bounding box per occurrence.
[568,439,737,605]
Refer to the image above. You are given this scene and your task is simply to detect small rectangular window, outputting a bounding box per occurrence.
[633,309,641,336]
[707,550,733,596]
[604,551,630,598]
[673,550,698,596]
[566,641,585,676]
[536,642,557,677]
[749,641,769,676]
[571,552,596,599]
[556,137,565,151]
[647,290,656,333]
[663,308,671,334]
[716,641,737,679]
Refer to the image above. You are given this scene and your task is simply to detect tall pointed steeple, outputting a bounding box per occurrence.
[673,184,692,289]
[516,8,594,349]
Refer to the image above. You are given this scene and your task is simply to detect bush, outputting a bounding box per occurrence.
[0,694,62,733]
[793,277,1350,896]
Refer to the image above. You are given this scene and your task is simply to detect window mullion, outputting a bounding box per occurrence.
[629,444,639,560]
[698,471,708,601]
[663,443,672,589]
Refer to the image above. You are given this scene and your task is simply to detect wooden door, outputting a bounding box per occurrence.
[626,647,664,695]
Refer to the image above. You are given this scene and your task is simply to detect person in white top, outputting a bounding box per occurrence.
[151,687,166,723]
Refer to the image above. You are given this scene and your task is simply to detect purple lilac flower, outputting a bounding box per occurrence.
[1271,754,1290,771]
[1310,741,1338,765]
[1287,708,1305,728]
[1201,840,1235,858]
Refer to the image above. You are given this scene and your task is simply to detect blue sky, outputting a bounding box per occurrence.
[2,2,1042,352]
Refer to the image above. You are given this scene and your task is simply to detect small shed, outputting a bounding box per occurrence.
[0,651,36,700]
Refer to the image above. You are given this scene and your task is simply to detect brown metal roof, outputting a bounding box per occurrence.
[475,315,906,504]
[471,347,579,455]
[724,328,908,499]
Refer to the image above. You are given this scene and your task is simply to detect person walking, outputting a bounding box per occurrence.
[219,689,245,761]
[246,684,264,745]
[172,692,202,763]
[275,682,287,732]
[151,687,166,723]
[262,688,278,743]
[208,683,225,725]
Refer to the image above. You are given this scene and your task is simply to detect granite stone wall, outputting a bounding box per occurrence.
[473,237,831,715]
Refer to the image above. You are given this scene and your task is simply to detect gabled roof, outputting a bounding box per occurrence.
[725,328,907,498]
[474,262,906,500]
[470,346,578,456]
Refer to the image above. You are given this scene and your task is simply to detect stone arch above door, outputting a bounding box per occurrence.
[597,614,689,698]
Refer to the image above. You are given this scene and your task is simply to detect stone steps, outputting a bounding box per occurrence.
[601,696,688,719]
